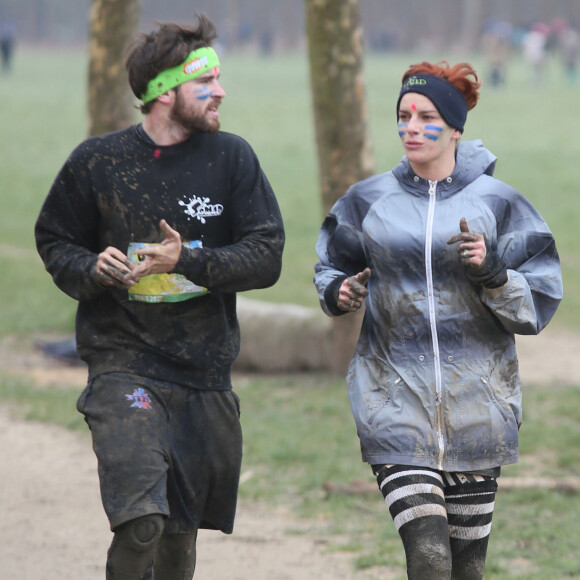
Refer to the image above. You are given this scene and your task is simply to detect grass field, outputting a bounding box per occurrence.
[0,47,579,333]
[2,371,579,579]
[1,47,580,578]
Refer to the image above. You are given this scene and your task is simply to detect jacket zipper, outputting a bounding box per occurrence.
[425,180,445,469]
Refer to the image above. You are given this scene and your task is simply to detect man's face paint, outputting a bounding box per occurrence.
[411,103,417,111]
[398,122,408,137]
[194,86,212,100]
[193,68,222,101]
[170,67,224,134]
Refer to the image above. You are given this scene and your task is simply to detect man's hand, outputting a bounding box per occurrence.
[93,246,137,289]
[129,220,183,281]
[338,267,371,312]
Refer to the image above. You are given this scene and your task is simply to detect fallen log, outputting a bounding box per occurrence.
[497,476,580,493]
[322,476,580,496]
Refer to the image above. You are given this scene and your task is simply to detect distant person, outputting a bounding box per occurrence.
[314,61,562,579]
[558,25,580,83]
[0,20,15,72]
[259,29,273,55]
[481,20,512,87]
[35,336,84,367]
[522,23,549,84]
[35,13,284,579]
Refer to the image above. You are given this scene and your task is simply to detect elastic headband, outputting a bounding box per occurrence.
[396,74,468,133]
[141,46,220,103]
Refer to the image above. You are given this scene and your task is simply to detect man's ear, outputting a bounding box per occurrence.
[157,90,175,105]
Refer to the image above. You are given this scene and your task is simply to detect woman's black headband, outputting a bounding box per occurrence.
[396,74,468,133]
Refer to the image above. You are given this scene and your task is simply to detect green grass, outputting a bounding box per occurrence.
[1,371,579,578]
[236,376,580,579]
[0,374,87,430]
[0,48,578,334]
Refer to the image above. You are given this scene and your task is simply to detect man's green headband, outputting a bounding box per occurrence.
[141,46,220,103]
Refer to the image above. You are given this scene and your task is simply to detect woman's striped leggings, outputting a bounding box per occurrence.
[373,464,498,580]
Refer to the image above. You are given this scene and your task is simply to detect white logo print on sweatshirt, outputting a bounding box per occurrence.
[179,195,224,223]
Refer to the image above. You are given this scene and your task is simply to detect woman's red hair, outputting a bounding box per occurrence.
[402,61,481,110]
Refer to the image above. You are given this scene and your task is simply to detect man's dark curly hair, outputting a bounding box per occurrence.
[125,14,218,113]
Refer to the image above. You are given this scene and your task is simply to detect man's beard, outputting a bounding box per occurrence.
[170,91,220,134]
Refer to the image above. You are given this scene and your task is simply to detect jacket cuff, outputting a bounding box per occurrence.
[173,245,205,284]
[482,270,511,298]
[324,275,348,316]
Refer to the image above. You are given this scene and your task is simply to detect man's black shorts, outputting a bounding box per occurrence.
[76,372,242,534]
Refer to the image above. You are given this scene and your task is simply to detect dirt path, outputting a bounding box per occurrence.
[0,326,578,579]
[0,407,374,580]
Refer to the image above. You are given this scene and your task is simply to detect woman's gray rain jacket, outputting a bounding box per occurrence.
[314,140,562,472]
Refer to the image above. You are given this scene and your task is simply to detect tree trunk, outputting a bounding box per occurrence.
[88,0,142,137]
[458,0,485,52]
[305,0,375,375]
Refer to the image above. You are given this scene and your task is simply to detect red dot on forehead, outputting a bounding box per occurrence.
[411,104,417,111]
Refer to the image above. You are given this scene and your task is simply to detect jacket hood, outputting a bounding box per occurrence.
[392,139,498,198]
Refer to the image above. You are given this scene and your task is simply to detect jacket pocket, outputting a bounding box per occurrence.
[348,355,403,426]
[479,376,511,423]
[76,379,95,415]
[367,376,402,425]
[228,390,241,418]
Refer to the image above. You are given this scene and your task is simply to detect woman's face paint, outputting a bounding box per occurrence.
[398,120,443,140]
[397,93,461,171]
[424,124,444,141]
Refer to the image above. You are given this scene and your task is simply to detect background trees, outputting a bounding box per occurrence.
[2,0,579,52]
[88,0,142,136]
[305,0,374,374]
[2,0,577,375]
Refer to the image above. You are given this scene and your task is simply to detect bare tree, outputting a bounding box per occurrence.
[88,0,142,136]
[458,0,485,52]
[305,0,375,375]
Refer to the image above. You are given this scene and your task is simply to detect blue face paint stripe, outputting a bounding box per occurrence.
[424,125,443,141]
[398,122,407,137]
[194,87,212,100]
